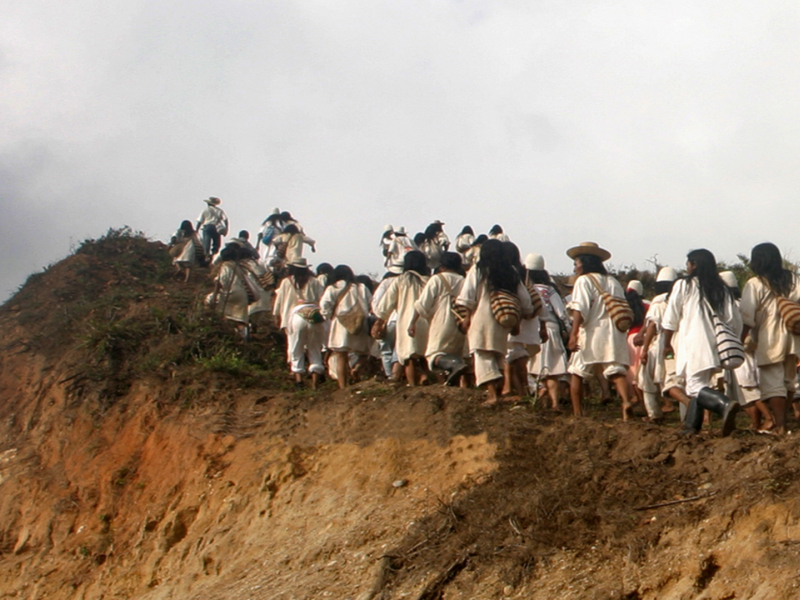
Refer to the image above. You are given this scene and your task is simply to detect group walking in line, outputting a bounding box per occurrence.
[169,198,800,435]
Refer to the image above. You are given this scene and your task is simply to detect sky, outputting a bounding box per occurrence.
[3,0,800,300]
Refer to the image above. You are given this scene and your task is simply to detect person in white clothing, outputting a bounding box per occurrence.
[565,242,633,420]
[320,265,372,389]
[454,226,475,267]
[195,197,229,257]
[385,227,417,272]
[375,251,430,386]
[740,243,800,435]
[273,224,316,265]
[503,242,545,398]
[663,249,742,436]
[273,257,326,389]
[455,239,534,405]
[635,266,679,422]
[525,253,571,409]
[170,220,206,281]
[408,252,469,386]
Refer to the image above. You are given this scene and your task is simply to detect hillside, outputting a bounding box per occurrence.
[1,229,800,599]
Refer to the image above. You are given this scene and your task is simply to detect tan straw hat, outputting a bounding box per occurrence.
[566,241,611,261]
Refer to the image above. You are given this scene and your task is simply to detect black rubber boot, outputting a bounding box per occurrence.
[696,386,739,437]
[682,396,705,434]
[435,355,468,386]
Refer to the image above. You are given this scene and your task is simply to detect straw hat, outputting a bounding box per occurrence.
[566,241,611,261]
[627,280,644,296]
[524,253,545,271]
[383,224,394,233]
[204,197,221,206]
[719,271,739,290]
[656,266,678,282]
[396,226,406,235]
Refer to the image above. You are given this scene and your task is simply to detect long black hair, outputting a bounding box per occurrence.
[575,254,607,275]
[288,264,312,287]
[751,242,793,297]
[423,222,443,241]
[458,225,474,236]
[329,264,355,286]
[477,239,519,293]
[686,248,728,313]
[439,251,465,276]
[403,250,429,277]
[625,288,646,329]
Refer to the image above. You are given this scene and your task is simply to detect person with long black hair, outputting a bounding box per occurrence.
[455,239,534,405]
[408,252,469,386]
[566,242,633,420]
[419,220,450,270]
[663,248,742,436]
[375,251,430,386]
[272,257,326,388]
[320,265,372,389]
[739,242,800,434]
[454,226,475,266]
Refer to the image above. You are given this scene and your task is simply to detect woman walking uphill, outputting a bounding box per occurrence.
[739,243,800,434]
[566,242,634,420]
[273,257,326,389]
[456,239,534,405]
[374,251,431,386]
[320,265,372,389]
[662,249,742,436]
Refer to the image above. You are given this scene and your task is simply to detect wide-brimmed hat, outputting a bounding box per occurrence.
[566,241,611,261]
[524,253,545,271]
[383,224,394,233]
[204,197,221,206]
[432,219,445,225]
[387,263,403,274]
[288,257,311,269]
[656,266,678,282]
[395,226,406,235]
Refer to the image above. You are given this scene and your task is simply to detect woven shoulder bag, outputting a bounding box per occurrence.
[587,275,633,332]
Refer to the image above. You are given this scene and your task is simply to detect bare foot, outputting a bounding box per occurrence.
[661,400,675,413]
[622,402,634,422]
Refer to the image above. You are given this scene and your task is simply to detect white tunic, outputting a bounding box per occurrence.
[207,262,249,324]
[455,269,533,354]
[274,232,316,263]
[320,281,372,353]
[196,206,229,235]
[740,274,800,366]
[273,276,325,332]
[662,278,742,379]
[571,273,630,366]
[414,272,467,360]
[375,271,429,363]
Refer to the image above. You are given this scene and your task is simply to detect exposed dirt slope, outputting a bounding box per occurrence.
[1,232,800,600]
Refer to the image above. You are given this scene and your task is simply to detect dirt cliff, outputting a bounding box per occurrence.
[1,230,800,600]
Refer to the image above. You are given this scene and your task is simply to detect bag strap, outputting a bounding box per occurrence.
[332,282,352,315]
[438,273,455,298]
[587,273,608,298]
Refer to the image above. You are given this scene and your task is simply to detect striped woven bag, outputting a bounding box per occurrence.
[489,289,521,330]
[776,296,800,335]
[588,275,633,332]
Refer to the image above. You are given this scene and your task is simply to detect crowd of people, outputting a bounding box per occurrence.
[168,197,800,436]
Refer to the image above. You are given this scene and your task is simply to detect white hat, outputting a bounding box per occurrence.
[656,266,678,282]
[524,253,545,271]
[720,270,739,289]
[396,226,406,235]
[383,224,393,233]
[627,280,644,296]
[204,197,221,206]
[387,264,403,274]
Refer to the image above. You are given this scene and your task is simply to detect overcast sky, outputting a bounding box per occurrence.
[3,1,800,300]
